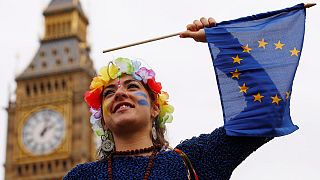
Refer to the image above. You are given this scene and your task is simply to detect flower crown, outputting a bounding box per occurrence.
[84,57,174,136]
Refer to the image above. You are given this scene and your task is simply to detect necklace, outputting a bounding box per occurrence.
[107,145,160,180]
[112,145,158,156]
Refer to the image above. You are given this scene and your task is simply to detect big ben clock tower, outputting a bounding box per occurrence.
[5,0,96,179]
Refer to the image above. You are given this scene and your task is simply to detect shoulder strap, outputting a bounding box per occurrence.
[174,148,199,180]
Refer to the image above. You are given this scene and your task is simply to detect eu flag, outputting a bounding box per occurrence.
[205,4,306,137]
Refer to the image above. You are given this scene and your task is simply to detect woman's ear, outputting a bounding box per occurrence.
[151,104,160,119]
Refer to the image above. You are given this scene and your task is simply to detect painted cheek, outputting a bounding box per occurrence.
[134,92,147,98]
[134,92,149,106]
[138,99,149,106]
[102,101,111,116]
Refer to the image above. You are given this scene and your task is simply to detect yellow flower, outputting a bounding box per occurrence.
[163,104,174,113]
[109,63,119,79]
[98,66,110,82]
[90,77,105,89]
[159,104,174,117]
[158,91,169,105]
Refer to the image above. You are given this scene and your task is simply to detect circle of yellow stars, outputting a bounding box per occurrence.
[228,38,300,105]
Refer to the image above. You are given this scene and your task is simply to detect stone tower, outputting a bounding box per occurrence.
[4,0,96,179]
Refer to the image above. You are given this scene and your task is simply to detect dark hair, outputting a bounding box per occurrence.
[97,82,169,160]
[143,83,169,148]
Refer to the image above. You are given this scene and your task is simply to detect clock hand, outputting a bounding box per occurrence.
[40,120,50,137]
[40,123,55,137]
[40,126,48,137]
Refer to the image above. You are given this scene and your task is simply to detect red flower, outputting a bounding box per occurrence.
[147,78,162,94]
[84,87,103,109]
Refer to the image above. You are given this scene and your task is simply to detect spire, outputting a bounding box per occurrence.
[16,0,94,81]
[42,0,89,42]
[43,0,87,22]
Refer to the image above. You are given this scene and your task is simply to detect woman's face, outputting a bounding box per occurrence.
[102,75,159,134]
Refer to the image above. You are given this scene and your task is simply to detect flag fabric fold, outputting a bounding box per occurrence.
[205,4,306,137]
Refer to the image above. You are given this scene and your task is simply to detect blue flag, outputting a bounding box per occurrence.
[205,4,306,137]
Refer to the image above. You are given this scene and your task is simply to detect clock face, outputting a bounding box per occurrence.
[22,109,65,155]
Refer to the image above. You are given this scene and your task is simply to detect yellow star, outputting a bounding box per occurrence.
[258,38,268,49]
[271,94,282,105]
[274,40,285,50]
[286,91,291,100]
[239,83,249,94]
[241,44,252,53]
[232,55,243,64]
[290,47,300,56]
[230,69,241,79]
[253,92,264,103]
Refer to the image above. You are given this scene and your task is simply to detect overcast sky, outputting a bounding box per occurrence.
[0,0,319,179]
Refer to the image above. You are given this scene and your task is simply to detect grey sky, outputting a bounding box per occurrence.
[0,0,319,179]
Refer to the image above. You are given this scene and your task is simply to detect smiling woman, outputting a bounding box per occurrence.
[63,57,271,180]
[85,58,173,160]
[63,18,273,180]
[101,75,164,148]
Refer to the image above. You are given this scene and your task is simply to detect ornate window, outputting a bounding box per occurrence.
[39,51,45,57]
[64,47,70,54]
[42,62,47,68]
[52,49,57,56]
[56,58,61,65]
[32,164,37,174]
[30,64,35,70]
[54,80,59,90]
[47,82,52,92]
[68,57,73,64]
[17,166,22,176]
[62,79,66,89]
[26,85,30,96]
[33,84,38,95]
[48,162,52,173]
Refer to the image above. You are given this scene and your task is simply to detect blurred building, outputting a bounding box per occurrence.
[4,0,96,179]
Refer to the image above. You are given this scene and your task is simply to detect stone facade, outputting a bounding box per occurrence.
[4,1,96,179]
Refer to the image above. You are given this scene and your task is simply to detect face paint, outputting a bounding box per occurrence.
[134,92,149,106]
[138,99,149,106]
[134,92,147,98]
[103,100,111,116]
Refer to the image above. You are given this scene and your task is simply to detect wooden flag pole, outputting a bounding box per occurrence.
[304,3,316,8]
[103,32,181,53]
[102,3,316,53]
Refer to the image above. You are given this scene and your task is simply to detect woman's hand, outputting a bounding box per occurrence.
[180,17,216,42]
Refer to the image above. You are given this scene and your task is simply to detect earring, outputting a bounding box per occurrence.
[152,121,157,141]
[101,130,114,152]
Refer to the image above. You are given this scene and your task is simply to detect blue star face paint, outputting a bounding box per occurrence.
[134,92,149,106]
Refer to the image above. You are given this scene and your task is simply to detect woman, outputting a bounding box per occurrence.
[64,17,271,179]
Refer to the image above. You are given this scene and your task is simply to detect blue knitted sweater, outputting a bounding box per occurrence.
[64,127,270,179]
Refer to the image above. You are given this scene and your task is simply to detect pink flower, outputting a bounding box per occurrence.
[135,67,155,83]
[90,107,102,119]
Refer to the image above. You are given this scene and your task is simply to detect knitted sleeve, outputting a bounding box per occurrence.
[176,126,272,179]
